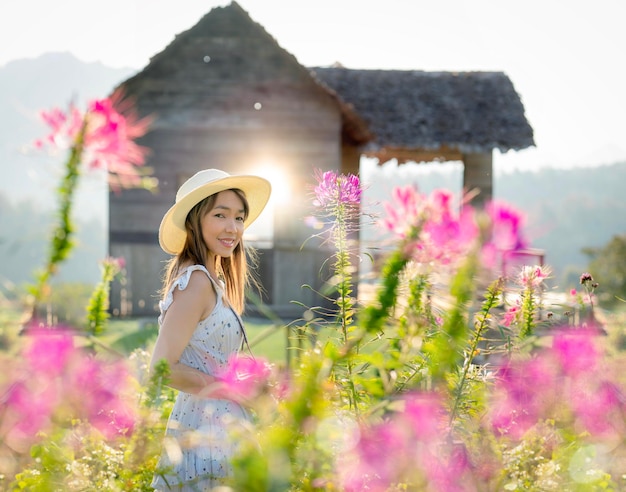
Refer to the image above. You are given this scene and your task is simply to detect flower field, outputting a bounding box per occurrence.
[1,95,625,491]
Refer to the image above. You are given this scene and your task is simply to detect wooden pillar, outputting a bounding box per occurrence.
[462,151,493,208]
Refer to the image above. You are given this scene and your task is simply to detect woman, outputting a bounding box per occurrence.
[150,168,271,491]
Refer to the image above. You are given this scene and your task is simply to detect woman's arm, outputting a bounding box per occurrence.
[150,270,221,396]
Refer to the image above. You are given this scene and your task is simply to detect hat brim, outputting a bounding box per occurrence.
[159,175,271,255]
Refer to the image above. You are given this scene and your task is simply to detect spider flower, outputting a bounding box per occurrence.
[218,354,273,400]
[382,185,422,239]
[338,391,474,491]
[490,325,625,439]
[313,169,361,210]
[383,186,479,264]
[481,200,527,267]
[34,90,152,191]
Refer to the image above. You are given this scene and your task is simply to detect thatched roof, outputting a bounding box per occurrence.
[310,67,535,155]
[118,2,328,118]
[118,1,534,159]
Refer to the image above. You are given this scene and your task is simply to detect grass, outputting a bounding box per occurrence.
[105,316,292,365]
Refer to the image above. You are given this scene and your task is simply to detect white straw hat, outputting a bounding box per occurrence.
[159,169,271,254]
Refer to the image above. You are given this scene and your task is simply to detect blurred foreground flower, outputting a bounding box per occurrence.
[337,392,476,491]
[30,91,153,308]
[218,354,273,401]
[1,322,137,450]
[489,325,625,440]
[382,185,480,265]
[34,90,153,191]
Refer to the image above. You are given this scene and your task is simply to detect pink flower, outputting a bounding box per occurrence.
[338,419,409,492]
[550,327,600,376]
[422,443,474,492]
[383,186,479,265]
[23,323,75,376]
[402,392,446,441]
[418,191,479,264]
[490,325,625,440]
[572,381,625,436]
[313,169,361,209]
[3,381,57,440]
[382,185,422,238]
[69,357,137,438]
[34,91,151,191]
[102,255,126,271]
[83,94,151,190]
[34,105,83,149]
[519,265,550,288]
[218,355,272,400]
[502,302,520,327]
[482,200,527,267]
[490,357,559,438]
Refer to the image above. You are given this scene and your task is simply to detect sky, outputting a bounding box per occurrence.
[1,0,625,172]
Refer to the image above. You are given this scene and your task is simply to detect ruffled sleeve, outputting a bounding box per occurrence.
[157,265,217,325]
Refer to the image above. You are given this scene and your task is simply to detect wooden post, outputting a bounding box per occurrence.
[462,151,493,208]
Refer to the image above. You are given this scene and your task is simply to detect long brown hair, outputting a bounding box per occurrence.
[161,188,254,313]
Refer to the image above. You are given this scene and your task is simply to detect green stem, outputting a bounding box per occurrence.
[31,120,87,310]
[332,206,360,412]
[448,278,503,429]
[520,285,536,338]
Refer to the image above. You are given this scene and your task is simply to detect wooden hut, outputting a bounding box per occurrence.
[109,1,534,319]
[311,67,535,208]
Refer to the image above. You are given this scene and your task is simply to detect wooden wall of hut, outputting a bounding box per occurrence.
[109,3,348,319]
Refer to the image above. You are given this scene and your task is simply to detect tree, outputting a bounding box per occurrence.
[583,234,626,306]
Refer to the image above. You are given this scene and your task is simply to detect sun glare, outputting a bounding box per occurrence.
[254,162,291,205]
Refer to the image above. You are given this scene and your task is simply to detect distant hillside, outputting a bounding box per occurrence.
[361,160,626,290]
[496,162,626,287]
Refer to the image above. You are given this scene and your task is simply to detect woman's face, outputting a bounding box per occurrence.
[201,190,246,258]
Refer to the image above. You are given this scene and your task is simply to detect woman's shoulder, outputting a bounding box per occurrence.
[160,265,216,314]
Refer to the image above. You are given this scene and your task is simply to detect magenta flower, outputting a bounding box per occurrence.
[551,327,600,377]
[422,443,474,492]
[419,191,478,264]
[102,255,126,272]
[402,392,446,441]
[502,302,521,327]
[519,265,550,288]
[337,391,475,491]
[218,355,272,400]
[1,323,138,444]
[382,186,479,265]
[35,104,83,149]
[382,185,422,239]
[3,381,58,441]
[34,90,151,191]
[579,272,594,285]
[482,200,527,267]
[572,380,625,436]
[490,325,626,441]
[23,323,75,376]
[69,356,137,438]
[313,169,361,209]
[489,356,559,438]
[338,419,409,492]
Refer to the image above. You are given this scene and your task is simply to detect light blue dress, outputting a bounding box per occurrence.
[152,265,249,491]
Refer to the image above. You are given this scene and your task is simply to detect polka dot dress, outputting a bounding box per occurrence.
[151,265,248,491]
